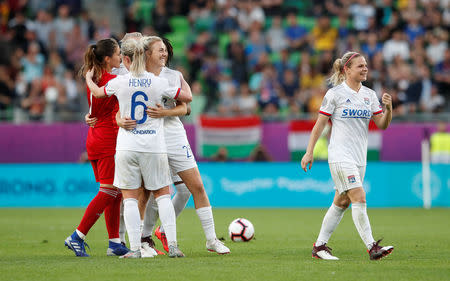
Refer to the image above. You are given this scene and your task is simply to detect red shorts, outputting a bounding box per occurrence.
[90,156,115,185]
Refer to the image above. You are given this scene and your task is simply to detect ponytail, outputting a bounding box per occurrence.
[128,39,146,76]
[327,52,361,87]
[79,38,118,82]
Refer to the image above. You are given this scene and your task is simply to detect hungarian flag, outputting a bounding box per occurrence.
[196,115,262,159]
[288,120,382,161]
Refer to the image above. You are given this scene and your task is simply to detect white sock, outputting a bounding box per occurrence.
[119,200,126,244]
[172,183,191,216]
[156,194,177,244]
[352,202,376,249]
[196,206,216,241]
[123,198,141,251]
[75,229,86,240]
[142,194,159,238]
[159,183,191,233]
[140,220,144,235]
[316,203,346,246]
[109,238,121,243]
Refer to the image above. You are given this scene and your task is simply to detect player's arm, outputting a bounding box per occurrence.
[85,69,107,98]
[175,75,192,103]
[371,93,392,130]
[146,101,187,118]
[115,110,137,130]
[301,114,329,172]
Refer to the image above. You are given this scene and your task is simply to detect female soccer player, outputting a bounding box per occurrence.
[64,38,129,257]
[85,38,192,258]
[117,36,230,255]
[301,52,394,261]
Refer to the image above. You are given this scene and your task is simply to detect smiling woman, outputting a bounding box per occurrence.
[300,51,394,261]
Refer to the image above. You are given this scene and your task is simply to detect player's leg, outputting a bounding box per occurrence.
[312,190,349,260]
[141,152,183,257]
[120,188,142,259]
[114,150,145,259]
[153,187,183,257]
[347,166,393,260]
[65,157,121,257]
[178,167,230,254]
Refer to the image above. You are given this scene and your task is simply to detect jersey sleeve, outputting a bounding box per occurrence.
[319,89,335,117]
[371,91,383,115]
[104,76,121,97]
[164,87,181,100]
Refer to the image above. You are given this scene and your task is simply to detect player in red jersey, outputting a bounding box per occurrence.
[64,38,129,257]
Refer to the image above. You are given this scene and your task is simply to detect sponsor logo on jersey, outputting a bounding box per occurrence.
[131,128,156,135]
[129,78,152,87]
[346,99,351,103]
[364,97,370,105]
[341,108,371,119]
[348,175,356,183]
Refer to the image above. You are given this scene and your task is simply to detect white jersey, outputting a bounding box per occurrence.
[159,67,190,155]
[105,72,181,153]
[319,82,382,166]
[111,63,129,76]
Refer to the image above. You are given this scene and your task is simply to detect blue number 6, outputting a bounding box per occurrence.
[131,91,148,124]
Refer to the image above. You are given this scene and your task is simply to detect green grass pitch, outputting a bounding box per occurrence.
[0,208,449,281]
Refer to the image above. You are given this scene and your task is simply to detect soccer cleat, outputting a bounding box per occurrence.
[312,243,339,260]
[119,249,142,259]
[141,236,165,255]
[368,239,394,260]
[141,243,158,258]
[155,226,169,252]
[168,245,185,258]
[206,238,230,255]
[107,241,130,256]
[64,232,90,257]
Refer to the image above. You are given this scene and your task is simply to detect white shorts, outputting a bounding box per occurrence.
[329,162,366,194]
[167,144,197,183]
[114,150,172,191]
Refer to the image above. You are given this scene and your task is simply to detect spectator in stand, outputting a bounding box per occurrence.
[237,0,265,32]
[274,49,295,82]
[65,24,88,70]
[187,30,210,81]
[257,64,280,112]
[53,4,74,57]
[348,0,375,31]
[0,64,15,119]
[217,83,239,116]
[405,65,432,113]
[362,32,383,60]
[266,15,288,53]
[236,82,257,115]
[215,0,239,33]
[33,10,54,51]
[421,84,445,113]
[152,0,172,36]
[382,29,410,63]
[244,29,270,71]
[20,42,44,84]
[284,12,309,52]
[280,68,299,103]
[404,13,425,43]
[434,48,450,98]
[309,14,338,52]
[426,30,448,66]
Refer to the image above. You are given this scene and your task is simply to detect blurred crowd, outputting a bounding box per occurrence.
[0,0,449,123]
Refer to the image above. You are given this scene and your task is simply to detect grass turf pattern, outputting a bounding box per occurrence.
[0,208,449,281]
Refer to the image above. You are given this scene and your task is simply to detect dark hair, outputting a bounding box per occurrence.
[79,38,118,82]
[162,37,173,66]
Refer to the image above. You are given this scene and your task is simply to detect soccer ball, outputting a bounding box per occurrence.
[228,218,255,242]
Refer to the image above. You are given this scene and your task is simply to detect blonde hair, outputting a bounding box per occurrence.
[327,52,361,86]
[142,36,163,54]
[121,39,146,76]
[120,32,142,43]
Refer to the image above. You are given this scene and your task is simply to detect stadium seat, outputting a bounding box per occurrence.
[169,16,190,33]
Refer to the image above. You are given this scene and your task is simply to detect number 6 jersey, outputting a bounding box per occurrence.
[104,71,181,153]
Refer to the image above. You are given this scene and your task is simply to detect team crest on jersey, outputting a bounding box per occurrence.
[364,97,370,105]
[348,175,356,183]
